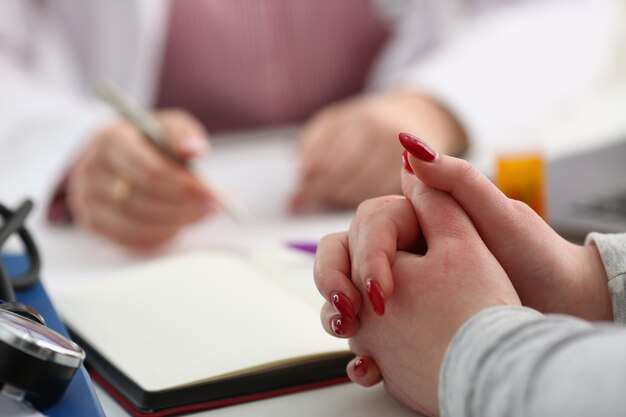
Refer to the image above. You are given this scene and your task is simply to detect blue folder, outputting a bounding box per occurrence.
[3,253,105,417]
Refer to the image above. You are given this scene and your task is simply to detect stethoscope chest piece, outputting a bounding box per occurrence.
[0,306,85,409]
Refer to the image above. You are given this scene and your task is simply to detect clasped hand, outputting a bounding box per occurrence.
[314,133,612,416]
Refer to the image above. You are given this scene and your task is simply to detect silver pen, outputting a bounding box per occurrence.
[95,79,253,224]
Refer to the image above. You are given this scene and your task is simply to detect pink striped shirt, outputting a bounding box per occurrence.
[156,0,390,132]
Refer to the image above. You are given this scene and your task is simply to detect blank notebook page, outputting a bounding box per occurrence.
[54,251,348,392]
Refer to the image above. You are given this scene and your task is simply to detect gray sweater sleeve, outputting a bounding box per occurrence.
[439,234,626,416]
[439,306,626,417]
[585,233,626,323]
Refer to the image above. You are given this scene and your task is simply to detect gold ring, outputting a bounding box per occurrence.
[110,176,132,206]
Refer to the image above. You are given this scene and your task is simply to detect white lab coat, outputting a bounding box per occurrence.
[0,0,623,213]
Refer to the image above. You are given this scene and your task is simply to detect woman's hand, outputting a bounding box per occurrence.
[317,132,611,327]
[315,169,520,416]
[67,109,219,248]
[398,132,612,321]
[290,91,466,211]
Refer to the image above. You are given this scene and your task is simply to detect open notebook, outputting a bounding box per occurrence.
[54,248,351,416]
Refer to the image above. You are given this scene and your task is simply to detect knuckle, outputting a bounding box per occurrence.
[510,198,534,215]
[457,159,482,186]
[141,162,167,183]
[154,108,178,123]
[127,229,176,249]
[103,120,135,143]
[356,195,401,217]
[450,158,492,195]
[159,108,186,120]
[81,160,100,178]
[318,232,342,247]
[313,269,341,292]
[351,196,404,243]
[509,199,542,228]
[429,204,474,241]
[356,98,384,121]
[79,210,97,230]
[157,108,203,132]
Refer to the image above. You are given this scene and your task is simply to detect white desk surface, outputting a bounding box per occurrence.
[25,80,626,417]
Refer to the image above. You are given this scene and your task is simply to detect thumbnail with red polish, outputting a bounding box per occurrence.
[398,132,436,162]
[331,316,347,336]
[354,358,367,377]
[330,291,356,322]
[366,279,385,315]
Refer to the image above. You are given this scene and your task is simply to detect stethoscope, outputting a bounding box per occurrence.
[0,200,85,410]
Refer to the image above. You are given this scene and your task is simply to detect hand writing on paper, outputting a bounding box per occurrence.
[68,110,217,248]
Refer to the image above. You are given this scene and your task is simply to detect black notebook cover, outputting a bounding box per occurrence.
[71,327,351,416]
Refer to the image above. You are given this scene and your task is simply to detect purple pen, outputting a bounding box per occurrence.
[286,241,318,255]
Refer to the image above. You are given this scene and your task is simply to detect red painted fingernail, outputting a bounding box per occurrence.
[402,150,414,173]
[331,315,347,336]
[354,358,367,377]
[366,279,385,315]
[331,291,356,322]
[398,132,436,162]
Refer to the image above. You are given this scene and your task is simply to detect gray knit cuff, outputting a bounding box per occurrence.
[585,233,626,324]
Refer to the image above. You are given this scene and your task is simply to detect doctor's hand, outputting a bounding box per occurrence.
[67,109,218,248]
[315,170,520,416]
[289,91,466,211]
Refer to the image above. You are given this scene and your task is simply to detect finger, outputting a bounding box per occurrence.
[320,303,360,338]
[156,109,210,160]
[301,123,402,207]
[318,121,402,202]
[124,188,214,225]
[83,156,216,224]
[398,132,555,253]
[328,148,400,204]
[346,356,382,387]
[289,176,326,212]
[109,152,209,203]
[290,136,339,211]
[76,196,180,248]
[86,163,216,225]
[294,131,399,209]
[290,158,366,210]
[311,125,370,187]
[291,169,358,211]
[348,196,419,315]
[314,232,363,320]
[294,111,371,210]
[296,118,357,201]
[297,105,342,176]
[400,167,480,250]
[304,131,377,205]
[100,123,212,202]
